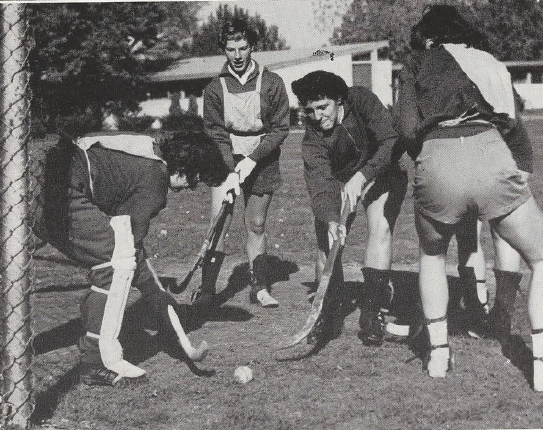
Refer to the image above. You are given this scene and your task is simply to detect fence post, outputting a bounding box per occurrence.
[1,3,33,430]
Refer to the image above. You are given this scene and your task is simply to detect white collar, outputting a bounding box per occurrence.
[228,60,256,85]
[337,105,345,124]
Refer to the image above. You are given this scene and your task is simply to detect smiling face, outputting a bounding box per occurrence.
[303,97,342,131]
[224,38,253,76]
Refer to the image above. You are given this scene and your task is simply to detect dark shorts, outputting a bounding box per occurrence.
[315,165,408,250]
[414,128,532,224]
[234,149,282,195]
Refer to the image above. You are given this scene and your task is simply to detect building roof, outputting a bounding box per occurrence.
[149,40,389,83]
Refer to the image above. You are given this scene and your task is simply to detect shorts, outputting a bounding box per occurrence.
[414,128,531,224]
[315,165,408,250]
[234,148,282,195]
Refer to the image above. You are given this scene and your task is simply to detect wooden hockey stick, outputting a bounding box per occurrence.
[276,196,352,350]
[167,305,209,361]
[169,197,231,294]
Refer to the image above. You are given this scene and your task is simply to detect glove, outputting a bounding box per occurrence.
[235,157,257,184]
[343,171,366,212]
[220,172,240,203]
[327,221,347,249]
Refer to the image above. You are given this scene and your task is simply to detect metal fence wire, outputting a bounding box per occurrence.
[1,4,33,430]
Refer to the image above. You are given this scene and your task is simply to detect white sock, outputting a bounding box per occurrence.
[427,319,448,346]
[533,331,543,358]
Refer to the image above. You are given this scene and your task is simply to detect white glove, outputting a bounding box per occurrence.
[343,172,366,212]
[235,157,257,184]
[220,172,240,203]
[327,221,347,249]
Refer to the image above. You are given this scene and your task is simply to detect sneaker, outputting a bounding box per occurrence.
[424,345,454,378]
[358,309,385,346]
[79,362,146,387]
[107,359,146,378]
[249,289,279,307]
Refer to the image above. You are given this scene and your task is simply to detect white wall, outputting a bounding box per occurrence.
[138,97,204,117]
[514,83,543,110]
[370,60,393,107]
[272,54,354,108]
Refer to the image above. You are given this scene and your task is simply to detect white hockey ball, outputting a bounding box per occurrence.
[234,366,253,384]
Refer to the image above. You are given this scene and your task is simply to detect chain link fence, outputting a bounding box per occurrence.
[1,4,33,429]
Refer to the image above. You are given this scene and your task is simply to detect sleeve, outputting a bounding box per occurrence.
[203,79,236,171]
[115,163,169,247]
[302,128,342,224]
[396,67,420,143]
[354,88,398,181]
[248,73,290,162]
[504,116,533,173]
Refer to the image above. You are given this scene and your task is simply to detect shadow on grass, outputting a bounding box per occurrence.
[31,365,80,425]
[500,334,534,388]
[188,255,299,330]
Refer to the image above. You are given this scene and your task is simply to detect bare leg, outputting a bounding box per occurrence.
[490,198,543,391]
[416,210,456,378]
[244,192,273,269]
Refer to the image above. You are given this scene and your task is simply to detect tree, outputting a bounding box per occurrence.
[330,0,543,62]
[474,0,543,61]
[27,2,200,131]
[191,4,288,57]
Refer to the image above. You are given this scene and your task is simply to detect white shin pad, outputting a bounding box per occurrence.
[93,215,142,376]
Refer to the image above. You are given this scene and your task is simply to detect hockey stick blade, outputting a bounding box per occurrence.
[276,197,351,350]
[167,305,210,362]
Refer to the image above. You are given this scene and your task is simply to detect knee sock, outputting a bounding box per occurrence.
[494,269,523,314]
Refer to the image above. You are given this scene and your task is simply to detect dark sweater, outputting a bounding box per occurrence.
[396,46,532,172]
[302,86,398,224]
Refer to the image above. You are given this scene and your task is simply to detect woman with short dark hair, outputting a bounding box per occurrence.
[292,70,407,346]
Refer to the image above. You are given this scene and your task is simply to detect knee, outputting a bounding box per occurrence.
[246,215,266,235]
[367,218,392,246]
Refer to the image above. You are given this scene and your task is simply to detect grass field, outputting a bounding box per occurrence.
[29,115,543,429]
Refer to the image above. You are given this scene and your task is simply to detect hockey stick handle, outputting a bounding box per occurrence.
[170,196,232,294]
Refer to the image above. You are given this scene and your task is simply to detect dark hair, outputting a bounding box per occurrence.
[219,18,258,49]
[291,71,349,107]
[410,4,489,51]
[159,116,228,189]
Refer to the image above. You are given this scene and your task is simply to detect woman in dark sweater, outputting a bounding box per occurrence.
[397,5,543,390]
[292,71,407,346]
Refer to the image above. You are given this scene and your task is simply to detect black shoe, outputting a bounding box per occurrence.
[358,308,385,346]
[79,363,144,387]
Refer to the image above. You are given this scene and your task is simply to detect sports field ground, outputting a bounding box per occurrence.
[30,115,543,429]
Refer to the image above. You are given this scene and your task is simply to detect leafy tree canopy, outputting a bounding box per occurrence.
[191,4,288,57]
[27,2,200,129]
[330,0,543,62]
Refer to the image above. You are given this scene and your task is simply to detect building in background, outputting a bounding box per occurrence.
[143,41,392,119]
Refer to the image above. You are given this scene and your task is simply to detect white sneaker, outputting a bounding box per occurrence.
[256,289,279,308]
[534,358,543,392]
[107,360,146,378]
[426,346,454,378]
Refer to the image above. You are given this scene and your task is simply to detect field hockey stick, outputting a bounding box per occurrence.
[276,195,352,350]
[167,305,209,361]
[170,194,232,294]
